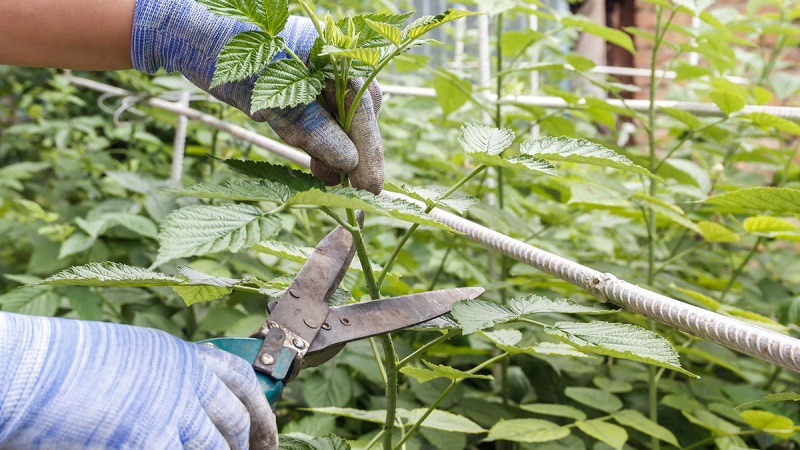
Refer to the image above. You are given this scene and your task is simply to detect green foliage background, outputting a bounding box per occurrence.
[1,0,800,448]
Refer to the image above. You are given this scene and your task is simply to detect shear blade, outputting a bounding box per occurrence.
[303,286,484,366]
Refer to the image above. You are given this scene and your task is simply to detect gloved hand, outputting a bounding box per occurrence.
[131,0,384,193]
[0,311,276,449]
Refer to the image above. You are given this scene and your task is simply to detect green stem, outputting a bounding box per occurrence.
[380,334,399,450]
[644,8,676,450]
[396,329,461,369]
[719,237,762,303]
[377,165,488,286]
[653,242,708,276]
[365,430,385,450]
[427,246,452,291]
[231,285,263,294]
[347,208,381,300]
[517,317,551,328]
[392,353,510,450]
[370,337,389,385]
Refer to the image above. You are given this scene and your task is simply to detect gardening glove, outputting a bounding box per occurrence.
[131,0,384,193]
[0,311,277,449]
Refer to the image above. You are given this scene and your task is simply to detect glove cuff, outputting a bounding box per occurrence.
[131,0,255,82]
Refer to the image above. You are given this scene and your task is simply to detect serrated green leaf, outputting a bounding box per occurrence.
[562,16,635,54]
[565,387,623,414]
[39,262,184,286]
[319,46,383,67]
[169,180,291,203]
[521,403,588,421]
[110,213,159,238]
[743,215,799,233]
[546,321,697,377]
[613,410,679,446]
[153,204,281,266]
[467,152,556,175]
[279,433,350,450]
[264,0,289,36]
[741,411,795,439]
[0,287,58,317]
[459,123,515,156]
[306,407,485,433]
[172,285,231,306]
[575,419,627,450]
[453,295,614,334]
[177,266,240,287]
[660,106,704,129]
[486,419,571,443]
[196,0,267,28]
[704,187,800,213]
[220,159,324,192]
[682,409,741,435]
[251,60,324,110]
[403,409,486,434]
[697,221,740,242]
[521,137,654,178]
[672,285,721,310]
[365,19,402,45]
[211,32,279,88]
[287,188,453,230]
[252,240,312,263]
[633,193,700,232]
[403,9,478,40]
[709,89,746,115]
[741,112,800,136]
[383,182,477,214]
[343,12,414,48]
[737,392,800,409]
[433,72,473,116]
[305,407,386,425]
[483,329,590,358]
[400,360,493,383]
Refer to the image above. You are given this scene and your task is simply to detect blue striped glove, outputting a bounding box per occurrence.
[131,0,384,193]
[0,312,276,449]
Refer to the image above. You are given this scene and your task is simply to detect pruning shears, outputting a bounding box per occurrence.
[200,225,484,407]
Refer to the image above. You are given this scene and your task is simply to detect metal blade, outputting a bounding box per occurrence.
[304,287,484,361]
[252,225,355,377]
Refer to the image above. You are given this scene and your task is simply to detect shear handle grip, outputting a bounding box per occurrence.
[198,337,285,408]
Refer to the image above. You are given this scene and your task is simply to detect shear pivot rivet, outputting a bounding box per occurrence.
[260,354,274,365]
[340,317,351,326]
[321,322,331,330]
[303,318,318,329]
[293,338,306,349]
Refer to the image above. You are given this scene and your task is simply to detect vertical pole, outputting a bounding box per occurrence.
[170,90,191,184]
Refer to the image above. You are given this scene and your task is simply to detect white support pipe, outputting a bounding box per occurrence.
[63,73,800,373]
[170,90,191,184]
[380,84,800,119]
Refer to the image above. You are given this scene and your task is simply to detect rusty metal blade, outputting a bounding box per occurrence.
[306,287,484,358]
[252,225,355,376]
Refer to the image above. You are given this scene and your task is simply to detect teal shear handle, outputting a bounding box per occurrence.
[199,337,286,407]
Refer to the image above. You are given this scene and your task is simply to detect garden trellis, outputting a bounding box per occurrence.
[63,71,800,373]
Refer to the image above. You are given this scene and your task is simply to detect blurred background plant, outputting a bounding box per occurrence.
[1,0,799,448]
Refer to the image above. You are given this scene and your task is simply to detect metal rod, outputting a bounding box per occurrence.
[64,74,800,373]
[170,90,191,184]
[380,85,800,119]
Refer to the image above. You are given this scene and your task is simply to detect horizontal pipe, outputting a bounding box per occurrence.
[64,74,800,373]
[380,84,800,119]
